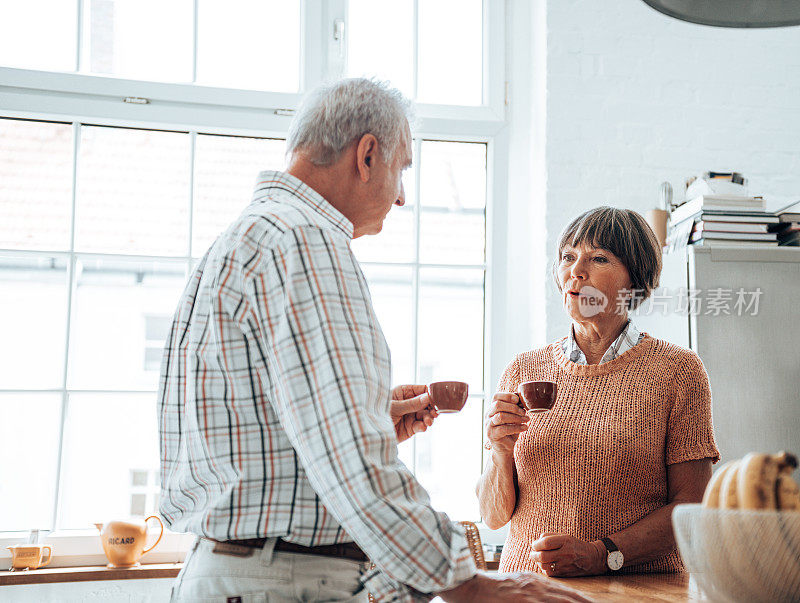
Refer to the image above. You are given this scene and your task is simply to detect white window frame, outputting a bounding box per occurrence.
[0,0,511,566]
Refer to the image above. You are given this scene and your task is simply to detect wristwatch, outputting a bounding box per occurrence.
[600,537,624,572]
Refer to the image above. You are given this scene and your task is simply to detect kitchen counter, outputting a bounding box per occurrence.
[547,573,708,602]
[484,561,707,601]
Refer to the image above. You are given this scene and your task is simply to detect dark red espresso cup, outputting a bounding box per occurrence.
[427,381,469,413]
[517,381,557,413]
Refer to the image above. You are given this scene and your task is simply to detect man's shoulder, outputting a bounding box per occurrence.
[244,193,330,235]
[220,199,334,255]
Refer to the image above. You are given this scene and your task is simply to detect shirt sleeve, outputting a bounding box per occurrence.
[666,351,720,465]
[241,225,476,598]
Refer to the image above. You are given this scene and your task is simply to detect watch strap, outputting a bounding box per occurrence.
[600,537,619,553]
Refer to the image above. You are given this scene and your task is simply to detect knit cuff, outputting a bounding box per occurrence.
[666,443,720,465]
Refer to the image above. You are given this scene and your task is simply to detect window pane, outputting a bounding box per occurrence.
[417,267,484,394]
[0,0,77,72]
[82,0,193,82]
[58,393,160,528]
[351,207,415,264]
[192,134,286,255]
[419,211,484,266]
[420,142,486,210]
[397,439,414,471]
[75,126,190,256]
[196,0,300,92]
[67,258,186,390]
[0,394,62,531]
[419,141,486,265]
[0,256,68,389]
[347,0,414,98]
[360,265,414,385]
[418,0,483,105]
[413,394,482,521]
[0,119,73,251]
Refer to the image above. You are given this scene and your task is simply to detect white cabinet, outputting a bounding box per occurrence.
[633,246,800,463]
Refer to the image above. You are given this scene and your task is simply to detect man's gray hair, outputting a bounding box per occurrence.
[287,78,414,166]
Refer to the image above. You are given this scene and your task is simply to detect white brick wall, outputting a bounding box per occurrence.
[542,0,800,340]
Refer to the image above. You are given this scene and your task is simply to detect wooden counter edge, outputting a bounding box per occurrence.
[0,563,183,586]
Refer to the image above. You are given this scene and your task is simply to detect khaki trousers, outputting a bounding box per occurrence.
[171,537,370,602]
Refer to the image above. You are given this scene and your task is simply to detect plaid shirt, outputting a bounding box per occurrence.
[158,171,475,602]
[562,319,643,364]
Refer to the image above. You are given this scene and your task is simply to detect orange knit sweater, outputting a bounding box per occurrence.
[497,335,719,574]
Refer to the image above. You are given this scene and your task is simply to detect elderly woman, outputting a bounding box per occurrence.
[477,206,719,576]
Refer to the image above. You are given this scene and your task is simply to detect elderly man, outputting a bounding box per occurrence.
[159,78,587,602]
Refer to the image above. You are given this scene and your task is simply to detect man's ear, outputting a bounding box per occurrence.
[356,134,378,183]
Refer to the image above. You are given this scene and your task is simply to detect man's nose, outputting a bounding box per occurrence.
[394,182,406,206]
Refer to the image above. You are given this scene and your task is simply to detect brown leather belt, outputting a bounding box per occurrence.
[218,538,368,563]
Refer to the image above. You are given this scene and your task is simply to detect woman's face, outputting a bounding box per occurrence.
[558,242,633,324]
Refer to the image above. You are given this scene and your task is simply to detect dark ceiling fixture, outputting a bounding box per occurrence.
[642,0,800,28]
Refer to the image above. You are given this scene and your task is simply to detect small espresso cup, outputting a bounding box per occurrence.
[518,381,557,413]
[7,544,53,570]
[427,381,469,413]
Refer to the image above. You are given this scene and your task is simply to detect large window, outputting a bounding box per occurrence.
[347,0,483,105]
[0,121,287,532]
[0,0,506,557]
[0,0,301,91]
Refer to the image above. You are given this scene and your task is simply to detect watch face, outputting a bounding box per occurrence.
[608,550,624,571]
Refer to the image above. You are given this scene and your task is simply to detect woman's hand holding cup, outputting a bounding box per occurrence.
[485,393,530,457]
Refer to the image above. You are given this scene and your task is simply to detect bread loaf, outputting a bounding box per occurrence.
[702,451,800,511]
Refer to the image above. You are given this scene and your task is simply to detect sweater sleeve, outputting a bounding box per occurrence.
[666,351,720,465]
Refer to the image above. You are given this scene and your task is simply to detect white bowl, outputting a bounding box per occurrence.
[673,504,800,603]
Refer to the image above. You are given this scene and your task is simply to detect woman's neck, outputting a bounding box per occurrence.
[572,317,629,364]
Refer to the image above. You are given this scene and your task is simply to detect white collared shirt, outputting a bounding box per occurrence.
[562,319,644,364]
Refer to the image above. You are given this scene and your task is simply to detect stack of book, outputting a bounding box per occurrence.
[668,194,779,248]
[771,200,800,246]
